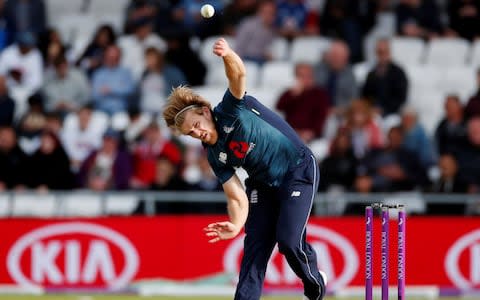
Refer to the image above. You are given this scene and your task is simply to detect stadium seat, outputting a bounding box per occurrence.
[105,194,139,215]
[0,195,10,217]
[57,13,98,44]
[111,111,130,131]
[290,36,331,64]
[390,37,425,66]
[200,36,236,65]
[67,33,91,63]
[62,194,103,217]
[407,88,444,135]
[438,66,477,102]
[469,39,480,67]
[247,87,285,112]
[12,194,56,217]
[46,0,85,26]
[259,61,295,90]
[424,38,470,67]
[352,62,373,87]
[88,0,129,17]
[206,61,260,88]
[269,37,290,61]
[94,13,125,34]
[192,86,226,108]
[405,65,443,95]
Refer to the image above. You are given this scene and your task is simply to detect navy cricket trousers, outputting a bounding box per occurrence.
[234,154,326,300]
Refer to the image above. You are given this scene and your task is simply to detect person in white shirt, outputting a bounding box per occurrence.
[0,31,43,94]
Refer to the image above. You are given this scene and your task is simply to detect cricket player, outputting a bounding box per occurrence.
[163,38,327,300]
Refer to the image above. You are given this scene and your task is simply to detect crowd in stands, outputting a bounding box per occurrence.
[1,0,480,196]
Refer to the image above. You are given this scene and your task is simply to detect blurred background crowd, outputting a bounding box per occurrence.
[1,0,480,197]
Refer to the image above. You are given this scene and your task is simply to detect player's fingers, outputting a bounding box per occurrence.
[208,237,220,243]
[206,231,218,237]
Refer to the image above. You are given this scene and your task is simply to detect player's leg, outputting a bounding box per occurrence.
[276,154,326,300]
[234,183,278,300]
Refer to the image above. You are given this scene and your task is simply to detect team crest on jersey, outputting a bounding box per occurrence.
[219,152,227,164]
[223,126,234,133]
[229,141,249,159]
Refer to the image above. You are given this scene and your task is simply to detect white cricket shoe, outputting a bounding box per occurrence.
[302,271,328,300]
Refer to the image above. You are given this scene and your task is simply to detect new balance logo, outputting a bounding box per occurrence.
[250,189,258,204]
[291,191,301,197]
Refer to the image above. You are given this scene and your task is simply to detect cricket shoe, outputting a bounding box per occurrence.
[302,271,328,300]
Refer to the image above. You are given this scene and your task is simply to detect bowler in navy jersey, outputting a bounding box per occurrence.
[163,38,326,300]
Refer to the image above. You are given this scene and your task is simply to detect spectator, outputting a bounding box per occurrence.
[275,0,309,39]
[130,122,182,189]
[124,0,159,34]
[234,0,277,65]
[0,31,43,93]
[319,129,358,191]
[164,34,207,86]
[42,55,90,116]
[16,92,46,154]
[25,130,73,191]
[38,28,65,77]
[78,129,132,191]
[465,69,480,119]
[91,45,135,115]
[191,151,222,191]
[77,24,117,77]
[118,16,166,79]
[314,40,358,109]
[447,0,480,41]
[344,99,384,159]
[355,126,427,193]
[450,117,480,193]
[0,75,15,126]
[435,94,468,155]
[401,106,436,168]
[44,111,62,135]
[4,0,46,42]
[362,38,408,116]
[395,0,445,39]
[172,0,224,39]
[276,63,330,143]
[61,103,108,172]
[222,0,258,35]
[139,47,186,114]
[320,0,377,63]
[150,155,190,190]
[0,126,28,190]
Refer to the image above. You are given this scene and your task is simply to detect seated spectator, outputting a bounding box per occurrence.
[130,122,181,189]
[319,129,358,192]
[91,45,135,115]
[76,24,117,77]
[355,126,427,193]
[395,0,445,39]
[450,117,480,193]
[447,0,480,41]
[0,126,28,190]
[465,69,480,120]
[276,62,330,143]
[44,112,63,134]
[344,99,384,159]
[275,0,309,39]
[0,76,15,126]
[118,16,166,80]
[320,0,377,63]
[42,55,90,116]
[362,38,408,116]
[172,0,224,39]
[4,0,46,41]
[139,47,186,114]
[150,155,190,190]
[222,0,258,35]
[314,40,358,109]
[425,154,469,214]
[0,31,43,93]
[401,106,436,168]
[190,151,222,191]
[234,0,277,65]
[435,94,468,155]
[61,103,108,172]
[25,130,73,191]
[16,92,47,155]
[77,129,132,191]
[39,28,65,77]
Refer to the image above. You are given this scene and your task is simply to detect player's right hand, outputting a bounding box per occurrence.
[204,221,239,243]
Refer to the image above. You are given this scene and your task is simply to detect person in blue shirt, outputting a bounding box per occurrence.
[163,38,327,300]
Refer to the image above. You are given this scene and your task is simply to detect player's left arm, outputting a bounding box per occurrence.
[213,38,246,100]
[204,174,249,243]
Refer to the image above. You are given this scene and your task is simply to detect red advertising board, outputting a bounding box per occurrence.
[0,216,479,292]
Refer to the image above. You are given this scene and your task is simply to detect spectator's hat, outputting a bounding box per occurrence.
[16,31,37,47]
[103,128,121,140]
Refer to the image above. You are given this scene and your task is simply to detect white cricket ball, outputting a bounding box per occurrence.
[201,4,215,18]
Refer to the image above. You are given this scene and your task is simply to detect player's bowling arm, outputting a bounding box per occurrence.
[223,174,249,231]
[213,38,246,100]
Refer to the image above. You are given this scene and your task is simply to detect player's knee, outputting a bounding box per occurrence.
[277,235,299,255]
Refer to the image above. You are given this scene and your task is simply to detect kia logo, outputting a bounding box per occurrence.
[223,224,359,291]
[445,229,480,289]
[7,222,139,289]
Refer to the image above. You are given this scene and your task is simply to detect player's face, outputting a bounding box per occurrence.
[180,108,218,145]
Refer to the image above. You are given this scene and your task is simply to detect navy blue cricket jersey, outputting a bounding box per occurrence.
[206,89,309,187]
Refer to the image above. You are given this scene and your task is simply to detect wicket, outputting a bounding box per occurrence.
[365,203,406,300]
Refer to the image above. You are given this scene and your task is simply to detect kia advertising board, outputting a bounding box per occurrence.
[0,216,478,293]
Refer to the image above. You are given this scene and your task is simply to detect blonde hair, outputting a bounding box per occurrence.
[163,86,212,129]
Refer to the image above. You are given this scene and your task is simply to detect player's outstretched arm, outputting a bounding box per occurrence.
[204,175,249,243]
[213,38,246,100]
